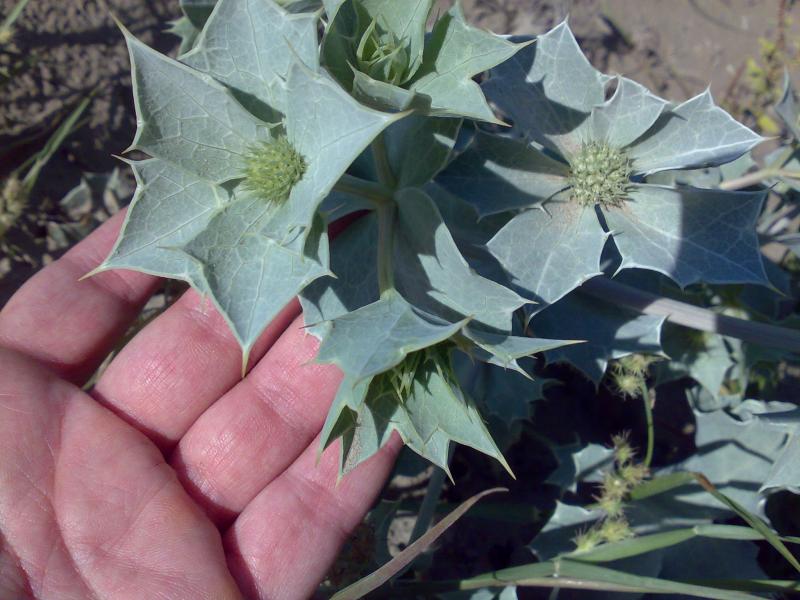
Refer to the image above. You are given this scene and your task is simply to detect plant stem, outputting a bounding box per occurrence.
[372,133,397,189]
[333,173,393,206]
[639,382,654,469]
[580,276,800,352]
[719,167,800,191]
[376,201,396,295]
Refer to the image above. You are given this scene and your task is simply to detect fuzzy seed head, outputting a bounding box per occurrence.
[615,354,657,377]
[243,136,306,204]
[612,433,636,466]
[619,462,649,487]
[573,527,602,553]
[599,517,633,543]
[612,371,643,398]
[596,493,625,518]
[601,472,630,502]
[569,142,631,208]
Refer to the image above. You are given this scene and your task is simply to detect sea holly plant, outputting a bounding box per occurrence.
[95,0,572,473]
[438,21,769,310]
[97,0,800,512]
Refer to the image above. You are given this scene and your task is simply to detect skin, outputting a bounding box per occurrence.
[0,210,401,599]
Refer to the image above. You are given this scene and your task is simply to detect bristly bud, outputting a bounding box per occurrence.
[600,471,630,502]
[243,135,307,204]
[569,141,631,208]
[611,371,642,398]
[599,517,633,543]
[611,432,635,467]
[573,527,603,553]
[619,462,649,487]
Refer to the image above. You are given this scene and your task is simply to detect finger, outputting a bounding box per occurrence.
[170,315,342,524]
[91,290,300,450]
[224,433,403,600]
[0,347,242,600]
[0,211,160,384]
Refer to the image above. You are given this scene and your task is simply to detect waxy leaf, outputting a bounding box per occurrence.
[488,198,607,308]
[339,353,511,476]
[464,329,579,373]
[300,214,379,337]
[322,0,526,120]
[283,60,404,234]
[588,77,669,148]
[182,195,330,359]
[382,115,461,188]
[628,90,765,176]
[605,185,769,288]
[125,27,270,184]
[437,131,571,216]
[316,290,466,382]
[393,187,528,332]
[530,289,665,384]
[183,0,320,120]
[408,3,526,122]
[97,158,225,285]
[482,21,609,155]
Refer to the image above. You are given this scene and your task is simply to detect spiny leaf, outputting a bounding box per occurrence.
[338,351,512,476]
[436,131,571,216]
[530,290,665,384]
[482,21,610,155]
[316,290,466,382]
[282,59,405,234]
[604,185,769,288]
[182,195,330,361]
[182,0,320,120]
[393,187,528,332]
[96,158,225,284]
[487,197,607,308]
[407,3,528,122]
[627,90,765,176]
[124,26,270,184]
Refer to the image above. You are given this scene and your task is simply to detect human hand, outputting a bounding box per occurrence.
[0,211,401,599]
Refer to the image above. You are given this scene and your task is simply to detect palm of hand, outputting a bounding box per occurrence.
[0,212,399,600]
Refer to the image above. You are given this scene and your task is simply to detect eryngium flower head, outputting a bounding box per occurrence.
[243,136,307,204]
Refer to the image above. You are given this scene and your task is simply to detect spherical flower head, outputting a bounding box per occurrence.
[243,136,307,204]
[569,142,631,208]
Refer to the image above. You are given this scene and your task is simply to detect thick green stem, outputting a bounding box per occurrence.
[580,277,800,353]
[376,201,396,295]
[333,173,393,206]
[640,383,654,469]
[372,133,397,189]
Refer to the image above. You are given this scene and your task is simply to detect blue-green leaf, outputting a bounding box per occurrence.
[482,21,609,156]
[316,290,466,382]
[627,91,764,176]
[183,0,320,120]
[488,197,607,307]
[393,188,528,332]
[125,27,270,184]
[436,131,570,216]
[408,3,528,122]
[96,158,225,285]
[604,185,769,288]
[530,290,665,384]
[182,195,330,359]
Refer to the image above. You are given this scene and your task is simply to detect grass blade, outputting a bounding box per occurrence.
[331,487,507,600]
[692,472,800,575]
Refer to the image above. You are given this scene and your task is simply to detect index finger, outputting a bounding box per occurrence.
[0,210,161,384]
